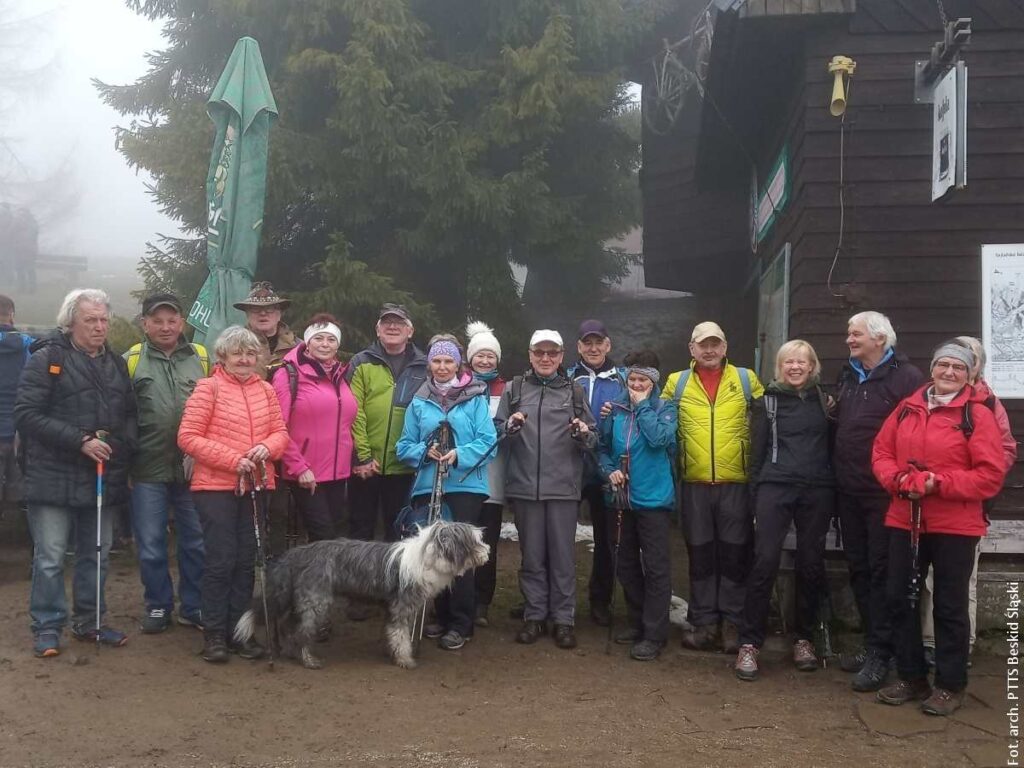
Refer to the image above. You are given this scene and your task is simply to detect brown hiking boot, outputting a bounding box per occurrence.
[921,687,965,716]
[721,622,740,654]
[682,624,719,651]
[734,644,759,681]
[877,678,932,706]
[793,639,818,672]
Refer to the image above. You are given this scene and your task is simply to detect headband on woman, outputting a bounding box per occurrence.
[303,322,342,346]
[428,340,462,366]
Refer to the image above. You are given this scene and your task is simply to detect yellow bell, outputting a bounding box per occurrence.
[828,55,857,117]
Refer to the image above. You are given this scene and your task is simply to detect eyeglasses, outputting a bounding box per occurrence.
[530,349,562,359]
[933,361,968,374]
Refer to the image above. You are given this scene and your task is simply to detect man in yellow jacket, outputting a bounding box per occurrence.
[662,321,763,654]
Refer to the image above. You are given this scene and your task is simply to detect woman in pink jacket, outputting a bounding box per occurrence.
[271,314,358,542]
[178,326,289,664]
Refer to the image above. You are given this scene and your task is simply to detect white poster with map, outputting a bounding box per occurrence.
[982,243,1024,399]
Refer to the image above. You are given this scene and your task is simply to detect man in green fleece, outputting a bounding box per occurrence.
[345,303,427,543]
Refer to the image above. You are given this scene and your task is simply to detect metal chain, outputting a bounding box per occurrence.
[935,0,948,26]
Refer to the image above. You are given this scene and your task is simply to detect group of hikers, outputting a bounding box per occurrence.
[0,281,1014,718]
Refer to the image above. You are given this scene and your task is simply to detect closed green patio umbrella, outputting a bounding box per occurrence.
[188,36,278,344]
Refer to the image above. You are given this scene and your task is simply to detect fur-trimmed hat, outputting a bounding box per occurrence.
[466,320,501,363]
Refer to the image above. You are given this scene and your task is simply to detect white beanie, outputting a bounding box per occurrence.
[466,320,501,363]
[303,321,342,346]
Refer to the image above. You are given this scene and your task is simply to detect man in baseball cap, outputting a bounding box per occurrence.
[126,292,210,634]
[343,302,427,570]
[662,320,763,654]
[233,281,296,376]
[498,328,596,651]
[566,319,628,627]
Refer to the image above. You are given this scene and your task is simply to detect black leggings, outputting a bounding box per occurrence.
[474,502,503,606]
[287,479,346,542]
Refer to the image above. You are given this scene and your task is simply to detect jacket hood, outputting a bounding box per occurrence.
[0,327,28,356]
[28,329,67,354]
[765,378,822,398]
[414,374,487,408]
[841,350,912,380]
[363,339,426,365]
[283,342,348,383]
[900,382,973,415]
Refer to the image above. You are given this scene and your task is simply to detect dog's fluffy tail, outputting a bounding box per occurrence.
[233,610,257,644]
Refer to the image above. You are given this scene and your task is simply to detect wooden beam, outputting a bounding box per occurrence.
[802,0,822,12]
[784,0,802,14]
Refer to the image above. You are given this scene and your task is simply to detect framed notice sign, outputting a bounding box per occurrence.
[981,243,1024,399]
[931,67,957,201]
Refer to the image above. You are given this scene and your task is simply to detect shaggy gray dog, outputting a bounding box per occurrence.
[234,521,489,669]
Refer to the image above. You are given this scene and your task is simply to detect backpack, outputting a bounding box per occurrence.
[125,342,209,378]
[672,366,753,404]
[763,386,830,464]
[269,360,299,414]
[507,373,586,420]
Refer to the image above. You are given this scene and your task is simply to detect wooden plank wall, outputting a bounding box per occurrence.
[742,0,856,17]
[755,0,1024,517]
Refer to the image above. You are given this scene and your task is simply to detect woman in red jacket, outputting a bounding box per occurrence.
[271,313,357,543]
[178,326,289,664]
[871,342,1007,716]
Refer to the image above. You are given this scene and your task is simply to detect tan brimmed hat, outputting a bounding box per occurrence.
[691,321,726,343]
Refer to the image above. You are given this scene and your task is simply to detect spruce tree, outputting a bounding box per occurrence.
[99,0,665,341]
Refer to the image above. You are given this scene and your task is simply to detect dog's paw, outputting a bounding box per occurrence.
[394,655,417,670]
[300,648,324,670]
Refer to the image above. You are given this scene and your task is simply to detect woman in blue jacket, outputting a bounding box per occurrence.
[396,337,497,651]
[598,350,677,661]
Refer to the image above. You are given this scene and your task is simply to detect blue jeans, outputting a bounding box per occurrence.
[28,503,112,635]
[131,482,205,617]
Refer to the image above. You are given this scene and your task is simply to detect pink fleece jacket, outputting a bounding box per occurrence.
[271,344,358,483]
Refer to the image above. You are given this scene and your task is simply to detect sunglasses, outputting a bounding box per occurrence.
[530,349,562,359]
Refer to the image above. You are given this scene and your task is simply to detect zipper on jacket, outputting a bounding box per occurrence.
[333,376,342,481]
[535,384,546,500]
[709,399,716,483]
[382,371,397,475]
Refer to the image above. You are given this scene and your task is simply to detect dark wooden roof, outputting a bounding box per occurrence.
[740,0,856,17]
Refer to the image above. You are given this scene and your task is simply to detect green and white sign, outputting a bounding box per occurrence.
[752,148,790,246]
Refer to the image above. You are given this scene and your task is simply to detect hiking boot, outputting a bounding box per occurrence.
[793,639,819,672]
[474,604,490,628]
[877,678,932,706]
[177,611,204,631]
[922,687,965,716]
[615,627,642,645]
[515,620,547,645]
[851,651,890,692]
[590,604,611,627]
[438,630,469,651]
[202,635,229,663]
[630,639,664,661]
[33,631,60,658]
[140,608,172,635]
[424,622,445,639]
[552,624,577,649]
[682,624,719,651]
[509,602,525,620]
[840,648,867,673]
[72,624,128,647]
[228,637,265,660]
[734,644,760,681]
[721,622,740,654]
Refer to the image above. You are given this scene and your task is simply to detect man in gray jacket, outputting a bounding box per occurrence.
[496,329,597,650]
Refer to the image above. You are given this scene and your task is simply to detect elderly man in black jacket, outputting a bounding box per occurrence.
[14,289,137,658]
[833,311,925,691]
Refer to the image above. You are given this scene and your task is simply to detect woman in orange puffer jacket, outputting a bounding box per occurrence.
[178,326,289,664]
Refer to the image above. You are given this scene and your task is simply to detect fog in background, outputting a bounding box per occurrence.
[4,1,177,267]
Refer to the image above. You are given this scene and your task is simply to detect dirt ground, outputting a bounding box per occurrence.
[0,536,1012,768]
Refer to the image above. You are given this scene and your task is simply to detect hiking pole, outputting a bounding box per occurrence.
[905,460,927,611]
[415,422,451,646]
[94,430,109,650]
[606,454,629,655]
[245,468,275,669]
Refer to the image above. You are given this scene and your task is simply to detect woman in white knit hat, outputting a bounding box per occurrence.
[465,321,506,627]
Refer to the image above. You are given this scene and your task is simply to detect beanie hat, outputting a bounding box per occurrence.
[428,339,462,366]
[466,320,501,363]
[930,343,975,372]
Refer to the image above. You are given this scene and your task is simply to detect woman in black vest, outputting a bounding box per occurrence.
[734,340,835,681]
